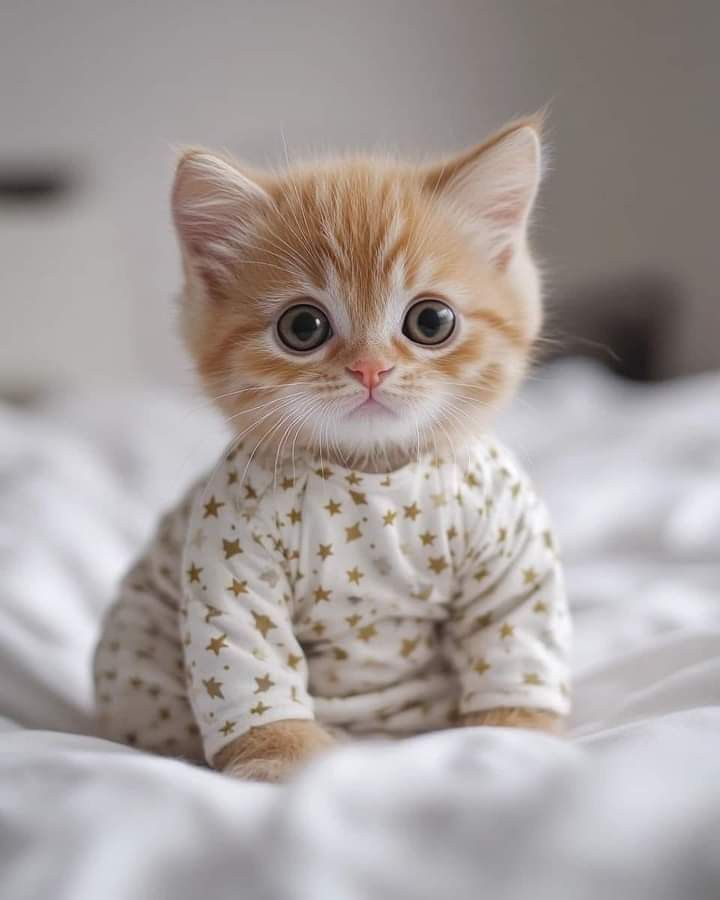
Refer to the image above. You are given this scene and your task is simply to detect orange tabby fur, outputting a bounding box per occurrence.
[172,114,562,780]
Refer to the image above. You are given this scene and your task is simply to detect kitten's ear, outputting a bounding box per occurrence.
[423,119,543,271]
[171,149,270,291]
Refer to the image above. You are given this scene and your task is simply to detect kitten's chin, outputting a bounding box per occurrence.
[346,397,396,419]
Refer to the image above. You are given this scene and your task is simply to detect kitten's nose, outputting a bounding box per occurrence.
[346,358,394,391]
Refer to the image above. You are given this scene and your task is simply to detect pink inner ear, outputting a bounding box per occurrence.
[494,246,514,272]
[486,189,529,228]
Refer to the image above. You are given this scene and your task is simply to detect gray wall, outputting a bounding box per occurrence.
[1,0,718,388]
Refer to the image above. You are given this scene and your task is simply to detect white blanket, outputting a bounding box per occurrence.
[1,361,719,900]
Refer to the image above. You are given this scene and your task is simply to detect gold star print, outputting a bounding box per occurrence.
[382,510,397,526]
[250,701,271,716]
[317,543,333,560]
[419,530,436,546]
[325,499,342,516]
[129,677,144,689]
[380,475,392,487]
[428,556,449,575]
[204,605,222,624]
[206,634,229,656]
[333,647,348,661]
[533,600,548,614]
[446,526,458,541]
[222,538,242,560]
[403,502,421,520]
[314,466,333,480]
[252,611,276,639]
[287,508,302,525]
[454,491,464,506]
[346,613,362,628]
[500,623,515,640]
[473,566,489,581]
[543,530,554,551]
[313,585,332,603]
[474,658,491,675]
[357,624,378,642]
[523,568,538,585]
[254,674,275,693]
[400,638,419,658]
[245,483,258,500]
[203,677,224,699]
[464,471,479,487]
[475,612,493,629]
[287,653,302,670]
[227,578,248,597]
[523,673,544,686]
[511,482,522,498]
[220,720,236,736]
[227,469,238,486]
[347,566,364,585]
[430,455,445,468]
[281,476,295,490]
[345,472,362,485]
[498,527,507,542]
[431,493,447,508]
[186,562,203,584]
[203,496,225,519]
[349,490,367,506]
[345,521,363,542]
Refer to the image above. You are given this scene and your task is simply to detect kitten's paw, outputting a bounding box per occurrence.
[460,707,565,735]
[213,719,335,782]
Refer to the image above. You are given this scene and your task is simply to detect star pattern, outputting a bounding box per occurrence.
[203,496,225,519]
[102,437,569,758]
[222,538,242,560]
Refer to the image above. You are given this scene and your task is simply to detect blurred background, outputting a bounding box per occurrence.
[1,0,718,396]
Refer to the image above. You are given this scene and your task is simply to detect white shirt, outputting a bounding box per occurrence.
[181,439,571,761]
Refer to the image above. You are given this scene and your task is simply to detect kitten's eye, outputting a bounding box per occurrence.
[402,299,456,346]
[277,304,332,352]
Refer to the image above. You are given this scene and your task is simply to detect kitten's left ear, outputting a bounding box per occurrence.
[423,118,543,271]
[171,149,271,294]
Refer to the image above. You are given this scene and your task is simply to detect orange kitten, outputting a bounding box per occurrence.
[173,117,543,471]
[94,117,570,781]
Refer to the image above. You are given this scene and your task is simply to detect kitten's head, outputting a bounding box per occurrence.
[172,117,544,469]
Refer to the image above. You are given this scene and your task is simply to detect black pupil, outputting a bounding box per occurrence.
[417,305,448,338]
[292,310,322,344]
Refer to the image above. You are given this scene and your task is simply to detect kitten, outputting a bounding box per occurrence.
[94,117,570,781]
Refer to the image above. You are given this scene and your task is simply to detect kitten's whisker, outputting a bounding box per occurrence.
[221,391,310,426]
[206,382,318,405]
[272,395,316,493]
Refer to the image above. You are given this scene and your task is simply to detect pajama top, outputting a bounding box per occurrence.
[181,439,571,762]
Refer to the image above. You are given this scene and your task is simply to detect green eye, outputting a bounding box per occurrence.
[277,304,332,352]
[402,299,456,346]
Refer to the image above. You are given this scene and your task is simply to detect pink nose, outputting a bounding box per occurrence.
[346,358,395,391]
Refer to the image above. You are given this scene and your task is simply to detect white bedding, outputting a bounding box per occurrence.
[1,360,719,900]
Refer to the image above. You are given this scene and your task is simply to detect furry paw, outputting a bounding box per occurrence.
[213,719,335,782]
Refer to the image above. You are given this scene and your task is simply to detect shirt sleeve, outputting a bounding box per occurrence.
[445,444,572,719]
[181,458,313,763]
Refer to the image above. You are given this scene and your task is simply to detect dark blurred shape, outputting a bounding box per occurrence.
[0,162,78,204]
[544,274,682,381]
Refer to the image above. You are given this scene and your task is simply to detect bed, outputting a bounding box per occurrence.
[2,359,719,900]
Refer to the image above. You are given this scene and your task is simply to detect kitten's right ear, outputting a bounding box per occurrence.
[171,149,270,291]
